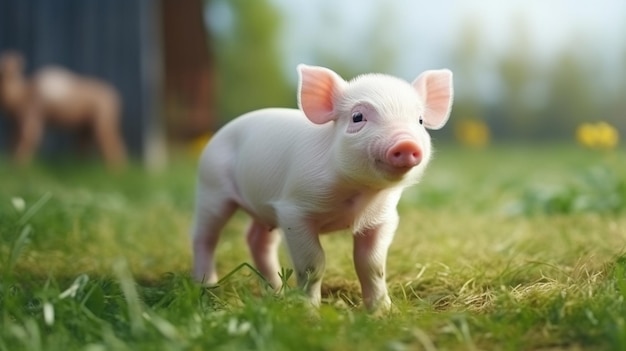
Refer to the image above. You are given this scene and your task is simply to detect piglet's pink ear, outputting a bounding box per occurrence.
[412,69,453,130]
[297,64,346,124]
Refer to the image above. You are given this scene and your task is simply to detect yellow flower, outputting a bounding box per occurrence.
[454,118,490,148]
[189,133,212,156]
[576,122,619,150]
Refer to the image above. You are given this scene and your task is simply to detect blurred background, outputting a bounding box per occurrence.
[0,0,624,168]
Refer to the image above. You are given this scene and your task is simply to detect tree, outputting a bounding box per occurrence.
[611,47,626,132]
[311,1,398,79]
[495,16,540,138]
[541,42,599,139]
[207,0,293,125]
[449,17,488,138]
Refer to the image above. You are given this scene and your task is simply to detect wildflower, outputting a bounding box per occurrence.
[11,197,25,213]
[576,122,619,150]
[189,133,212,156]
[454,118,490,148]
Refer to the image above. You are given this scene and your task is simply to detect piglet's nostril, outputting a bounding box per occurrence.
[393,150,419,159]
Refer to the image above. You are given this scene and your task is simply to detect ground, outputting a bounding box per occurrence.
[1,144,625,350]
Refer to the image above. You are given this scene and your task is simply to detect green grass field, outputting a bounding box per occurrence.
[2,144,626,350]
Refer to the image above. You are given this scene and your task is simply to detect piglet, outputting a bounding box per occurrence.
[191,64,453,311]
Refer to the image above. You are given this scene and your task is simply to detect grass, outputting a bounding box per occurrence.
[1,144,626,350]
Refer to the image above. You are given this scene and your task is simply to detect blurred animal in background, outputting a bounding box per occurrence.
[0,51,127,169]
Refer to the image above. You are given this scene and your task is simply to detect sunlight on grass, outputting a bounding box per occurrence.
[1,145,626,350]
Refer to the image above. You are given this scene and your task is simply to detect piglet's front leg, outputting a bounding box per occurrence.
[278,208,326,306]
[353,213,399,311]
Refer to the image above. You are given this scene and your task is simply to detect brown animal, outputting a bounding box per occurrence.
[0,51,127,169]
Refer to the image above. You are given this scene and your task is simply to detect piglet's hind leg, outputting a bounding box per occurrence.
[191,184,237,285]
[246,221,282,289]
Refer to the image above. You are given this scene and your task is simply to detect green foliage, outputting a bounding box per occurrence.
[507,165,626,215]
[494,17,540,138]
[541,45,601,139]
[208,0,294,123]
[202,1,624,139]
[450,15,624,141]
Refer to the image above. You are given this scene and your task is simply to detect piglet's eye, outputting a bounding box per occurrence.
[352,112,364,123]
[418,116,423,125]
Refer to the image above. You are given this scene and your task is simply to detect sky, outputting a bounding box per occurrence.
[270,0,626,84]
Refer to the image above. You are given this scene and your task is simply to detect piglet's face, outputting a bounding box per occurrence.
[297,64,453,186]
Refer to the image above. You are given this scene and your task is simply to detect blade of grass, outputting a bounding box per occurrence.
[113,259,145,336]
[217,262,269,287]
[17,192,52,226]
[7,224,32,273]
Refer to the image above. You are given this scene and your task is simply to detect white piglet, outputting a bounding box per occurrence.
[191,64,453,311]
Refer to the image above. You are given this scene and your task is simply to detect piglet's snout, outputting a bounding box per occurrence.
[385,140,422,169]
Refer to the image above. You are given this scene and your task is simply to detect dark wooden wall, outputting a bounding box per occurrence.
[0,0,164,160]
[162,0,216,139]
